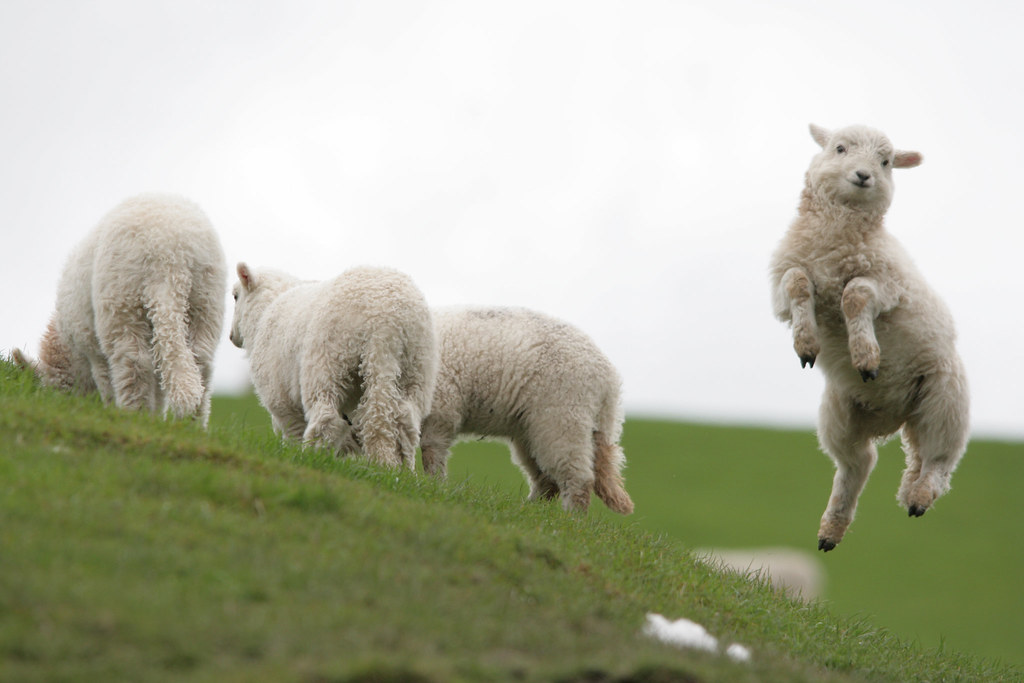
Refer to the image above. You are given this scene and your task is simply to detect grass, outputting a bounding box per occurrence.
[1,361,1020,682]
[432,418,1024,672]
[220,393,1024,671]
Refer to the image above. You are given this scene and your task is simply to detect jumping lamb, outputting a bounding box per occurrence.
[229,263,437,469]
[420,307,634,514]
[769,124,969,551]
[14,193,226,426]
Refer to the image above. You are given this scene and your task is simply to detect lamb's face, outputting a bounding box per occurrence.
[229,263,298,349]
[229,262,264,349]
[31,319,80,392]
[229,279,248,348]
[807,125,899,213]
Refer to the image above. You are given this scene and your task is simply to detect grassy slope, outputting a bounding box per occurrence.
[431,416,1024,672]
[1,363,1018,682]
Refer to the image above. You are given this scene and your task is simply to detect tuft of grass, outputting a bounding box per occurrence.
[0,359,1019,682]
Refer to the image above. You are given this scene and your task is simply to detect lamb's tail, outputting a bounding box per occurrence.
[357,331,419,470]
[592,392,634,515]
[145,273,203,421]
[593,435,634,514]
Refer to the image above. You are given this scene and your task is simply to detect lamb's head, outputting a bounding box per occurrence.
[230,262,297,349]
[13,317,78,392]
[805,124,922,215]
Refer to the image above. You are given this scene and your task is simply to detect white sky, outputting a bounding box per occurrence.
[2,1,1021,438]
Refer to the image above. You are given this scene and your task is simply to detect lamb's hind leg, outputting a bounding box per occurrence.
[816,387,879,551]
[101,314,160,413]
[898,370,970,517]
[271,407,307,441]
[87,352,114,405]
[301,352,360,456]
[354,363,408,469]
[146,279,204,420]
[188,295,224,429]
[510,439,560,501]
[526,419,596,512]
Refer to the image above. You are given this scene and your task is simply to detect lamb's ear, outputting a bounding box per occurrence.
[236,262,256,292]
[893,149,923,169]
[11,348,37,374]
[809,123,831,148]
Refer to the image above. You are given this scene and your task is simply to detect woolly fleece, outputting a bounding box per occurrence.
[230,263,437,469]
[769,124,969,551]
[420,307,633,514]
[17,193,226,426]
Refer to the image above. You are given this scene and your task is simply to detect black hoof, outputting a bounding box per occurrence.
[817,538,836,552]
[908,505,926,517]
[800,355,816,369]
[860,369,878,382]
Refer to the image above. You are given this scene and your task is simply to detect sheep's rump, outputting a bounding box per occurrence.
[48,193,226,423]
[422,307,633,513]
[245,265,437,469]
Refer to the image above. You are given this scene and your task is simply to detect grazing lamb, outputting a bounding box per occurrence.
[419,307,634,514]
[229,263,436,469]
[770,124,969,552]
[14,193,226,426]
[696,547,825,601]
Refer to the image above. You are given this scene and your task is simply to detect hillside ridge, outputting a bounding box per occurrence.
[0,359,1016,682]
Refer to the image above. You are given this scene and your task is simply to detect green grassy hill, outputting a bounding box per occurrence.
[441,419,1024,673]
[1,361,1019,682]
[217,393,1024,672]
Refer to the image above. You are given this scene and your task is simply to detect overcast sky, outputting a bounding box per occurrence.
[2,1,1021,438]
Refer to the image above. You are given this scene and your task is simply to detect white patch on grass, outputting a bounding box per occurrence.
[643,613,718,652]
[725,642,752,662]
[643,613,752,663]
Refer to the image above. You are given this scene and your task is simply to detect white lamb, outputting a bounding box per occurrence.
[14,193,226,426]
[420,307,634,514]
[696,547,825,601]
[770,124,969,552]
[229,263,437,469]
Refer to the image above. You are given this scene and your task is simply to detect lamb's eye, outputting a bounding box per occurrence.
[232,291,238,301]
[881,159,890,167]
[836,145,846,154]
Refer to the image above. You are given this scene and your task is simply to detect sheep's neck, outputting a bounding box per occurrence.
[797,183,886,244]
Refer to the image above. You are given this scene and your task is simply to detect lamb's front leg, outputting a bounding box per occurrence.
[780,267,820,368]
[841,277,884,381]
[420,416,456,478]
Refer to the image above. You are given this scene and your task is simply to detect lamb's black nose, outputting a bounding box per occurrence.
[856,170,871,182]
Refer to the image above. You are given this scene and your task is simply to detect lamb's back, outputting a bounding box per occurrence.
[435,307,616,430]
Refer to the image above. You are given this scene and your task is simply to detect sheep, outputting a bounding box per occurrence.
[419,307,634,514]
[769,124,969,552]
[695,547,825,601]
[14,193,226,426]
[229,263,437,469]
